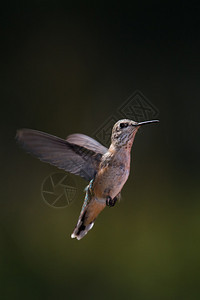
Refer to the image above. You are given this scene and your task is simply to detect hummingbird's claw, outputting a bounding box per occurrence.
[106,196,117,207]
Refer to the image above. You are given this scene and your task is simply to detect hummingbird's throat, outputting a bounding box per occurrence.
[112,129,138,149]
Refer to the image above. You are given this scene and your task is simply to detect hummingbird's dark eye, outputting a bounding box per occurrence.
[120,123,128,129]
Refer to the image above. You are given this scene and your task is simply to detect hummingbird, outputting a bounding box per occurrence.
[16,119,159,240]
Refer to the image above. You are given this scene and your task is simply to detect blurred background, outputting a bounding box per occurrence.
[1,1,200,299]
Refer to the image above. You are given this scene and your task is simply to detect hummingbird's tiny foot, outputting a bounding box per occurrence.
[106,196,117,207]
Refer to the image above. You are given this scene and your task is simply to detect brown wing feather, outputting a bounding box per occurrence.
[16,129,104,181]
[66,133,107,154]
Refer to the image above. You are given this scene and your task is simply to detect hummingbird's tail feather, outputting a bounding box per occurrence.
[71,199,106,240]
[71,211,94,240]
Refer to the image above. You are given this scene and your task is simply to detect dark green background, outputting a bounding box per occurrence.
[1,2,200,299]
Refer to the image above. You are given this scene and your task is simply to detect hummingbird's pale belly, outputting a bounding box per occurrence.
[93,163,130,200]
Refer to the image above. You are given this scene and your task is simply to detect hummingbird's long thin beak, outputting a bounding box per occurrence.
[136,120,159,126]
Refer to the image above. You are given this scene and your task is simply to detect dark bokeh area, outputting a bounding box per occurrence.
[1,2,200,299]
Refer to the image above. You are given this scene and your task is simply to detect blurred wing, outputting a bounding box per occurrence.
[16,129,103,181]
[66,133,107,154]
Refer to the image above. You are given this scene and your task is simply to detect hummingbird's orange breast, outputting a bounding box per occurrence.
[93,147,131,200]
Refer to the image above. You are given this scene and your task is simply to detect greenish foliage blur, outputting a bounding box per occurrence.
[1,1,200,299]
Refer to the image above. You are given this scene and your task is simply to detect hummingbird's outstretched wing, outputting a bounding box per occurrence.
[16,129,108,181]
[66,133,107,154]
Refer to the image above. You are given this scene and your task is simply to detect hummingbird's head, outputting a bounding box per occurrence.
[111,119,159,148]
